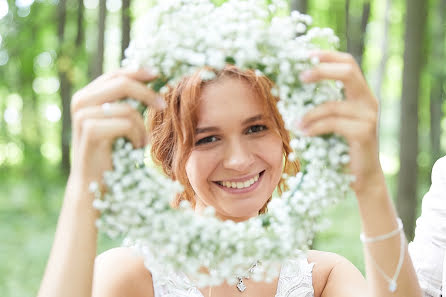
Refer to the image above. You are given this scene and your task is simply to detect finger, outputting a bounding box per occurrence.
[299,62,368,99]
[72,75,166,113]
[299,101,376,129]
[86,68,158,90]
[303,116,376,143]
[74,104,147,148]
[309,50,356,64]
[80,118,145,150]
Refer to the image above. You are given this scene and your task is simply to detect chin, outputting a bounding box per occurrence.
[218,200,267,221]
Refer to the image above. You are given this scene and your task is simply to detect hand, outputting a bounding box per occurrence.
[298,50,381,194]
[69,68,165,193]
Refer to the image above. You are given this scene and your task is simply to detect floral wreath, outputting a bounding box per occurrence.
[90,0,353,287]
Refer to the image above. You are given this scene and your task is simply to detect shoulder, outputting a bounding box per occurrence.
[307,250,366,297]
[92,247,154,297]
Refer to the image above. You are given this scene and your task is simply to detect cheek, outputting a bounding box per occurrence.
[185,155,199,189]
[185,151,216,190]
[260,134,285,177]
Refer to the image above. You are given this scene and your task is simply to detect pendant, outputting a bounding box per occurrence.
[388,280,397,292]
[236,278,246,292]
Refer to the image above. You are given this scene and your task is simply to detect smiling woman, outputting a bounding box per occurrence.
[148,66,299,217]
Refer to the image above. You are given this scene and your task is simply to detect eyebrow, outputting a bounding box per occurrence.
[195,114,265,135]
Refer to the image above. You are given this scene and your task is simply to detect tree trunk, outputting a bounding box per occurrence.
[58,0,72,174]
[60,72,72,175]
[396,0,428,240]
[346,0,370,67]
[357,1,370,67]
[290,0,308,14]
[121,0,131,61]
[92,0,107,79]
[75,0,85,47]
[429,0,446,165]
[329,0,347,51]
[57,0,66,40]
[373,0,391,100]
[345,0,350,50]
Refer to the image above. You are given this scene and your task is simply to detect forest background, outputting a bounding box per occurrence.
[0,0,444,296]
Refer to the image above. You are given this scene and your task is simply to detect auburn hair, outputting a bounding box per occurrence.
[147,65,299,214]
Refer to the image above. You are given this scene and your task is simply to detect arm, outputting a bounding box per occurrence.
[93,248,154,297]
[37,68,162,297]
[37,180,99,297]
[300,50,422,297]
[308,251,367,297]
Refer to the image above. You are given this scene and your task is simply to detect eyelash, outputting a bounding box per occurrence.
[194,125,268,146]
[246,124,267,134]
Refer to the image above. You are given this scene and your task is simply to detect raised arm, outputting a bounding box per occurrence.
[299,50,422,297]
[37,69,163,297]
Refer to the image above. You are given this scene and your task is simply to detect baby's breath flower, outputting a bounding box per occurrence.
[95,0,352,287]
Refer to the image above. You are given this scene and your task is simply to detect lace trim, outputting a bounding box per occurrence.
[152,257,314,297]
[275,258,315,297]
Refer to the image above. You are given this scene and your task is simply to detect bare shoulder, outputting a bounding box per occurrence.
[92,247,154,297]
[307,250,366,297]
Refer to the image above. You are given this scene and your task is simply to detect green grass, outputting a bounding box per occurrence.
[0,174,123,297]
[313,197,364,274]
[0,175,364,297]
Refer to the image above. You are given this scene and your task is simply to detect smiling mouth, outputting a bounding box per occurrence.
[214,170,265,190]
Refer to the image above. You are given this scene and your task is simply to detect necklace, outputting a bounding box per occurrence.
[235,260,261,292]
[207,261,260,297]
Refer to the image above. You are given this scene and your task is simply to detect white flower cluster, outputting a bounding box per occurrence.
[93,0,353,287]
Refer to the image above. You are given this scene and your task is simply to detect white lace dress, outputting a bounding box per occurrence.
[151,257,315,297]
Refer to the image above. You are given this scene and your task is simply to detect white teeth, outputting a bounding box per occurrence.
[218,173,261,189]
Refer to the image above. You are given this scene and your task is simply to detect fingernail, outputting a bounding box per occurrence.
[296,121,309,135]
[297,126,309,136]
[140,67,158,80]
[308,50,321,57]
[299,70,312,82]
[143,67,155,76]
[295,119,302,129]
[155,96,167,109]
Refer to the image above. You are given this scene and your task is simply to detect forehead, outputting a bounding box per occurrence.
[197,77,265,124]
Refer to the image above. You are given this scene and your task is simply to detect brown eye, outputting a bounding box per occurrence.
[246,125,267,134]
[195,135,219,146]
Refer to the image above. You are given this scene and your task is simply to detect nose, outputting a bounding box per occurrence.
[222,139,255,172]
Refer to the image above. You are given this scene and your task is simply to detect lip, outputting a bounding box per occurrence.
[215,171,263,183]
[213,170,265,194]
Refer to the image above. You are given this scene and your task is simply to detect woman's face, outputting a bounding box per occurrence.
[185,77,284,221]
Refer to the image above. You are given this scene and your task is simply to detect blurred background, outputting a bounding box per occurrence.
[0,0,444,295]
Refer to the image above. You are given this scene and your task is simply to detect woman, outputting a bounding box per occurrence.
[37,50,422,297]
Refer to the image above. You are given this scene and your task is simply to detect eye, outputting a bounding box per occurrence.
[246,125,267,134]
[195,135,219,146]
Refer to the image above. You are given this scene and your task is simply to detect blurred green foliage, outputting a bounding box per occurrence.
[0,0,445,296]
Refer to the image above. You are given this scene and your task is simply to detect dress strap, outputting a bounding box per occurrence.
[151,257,315,297]
[152,270,203,297]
